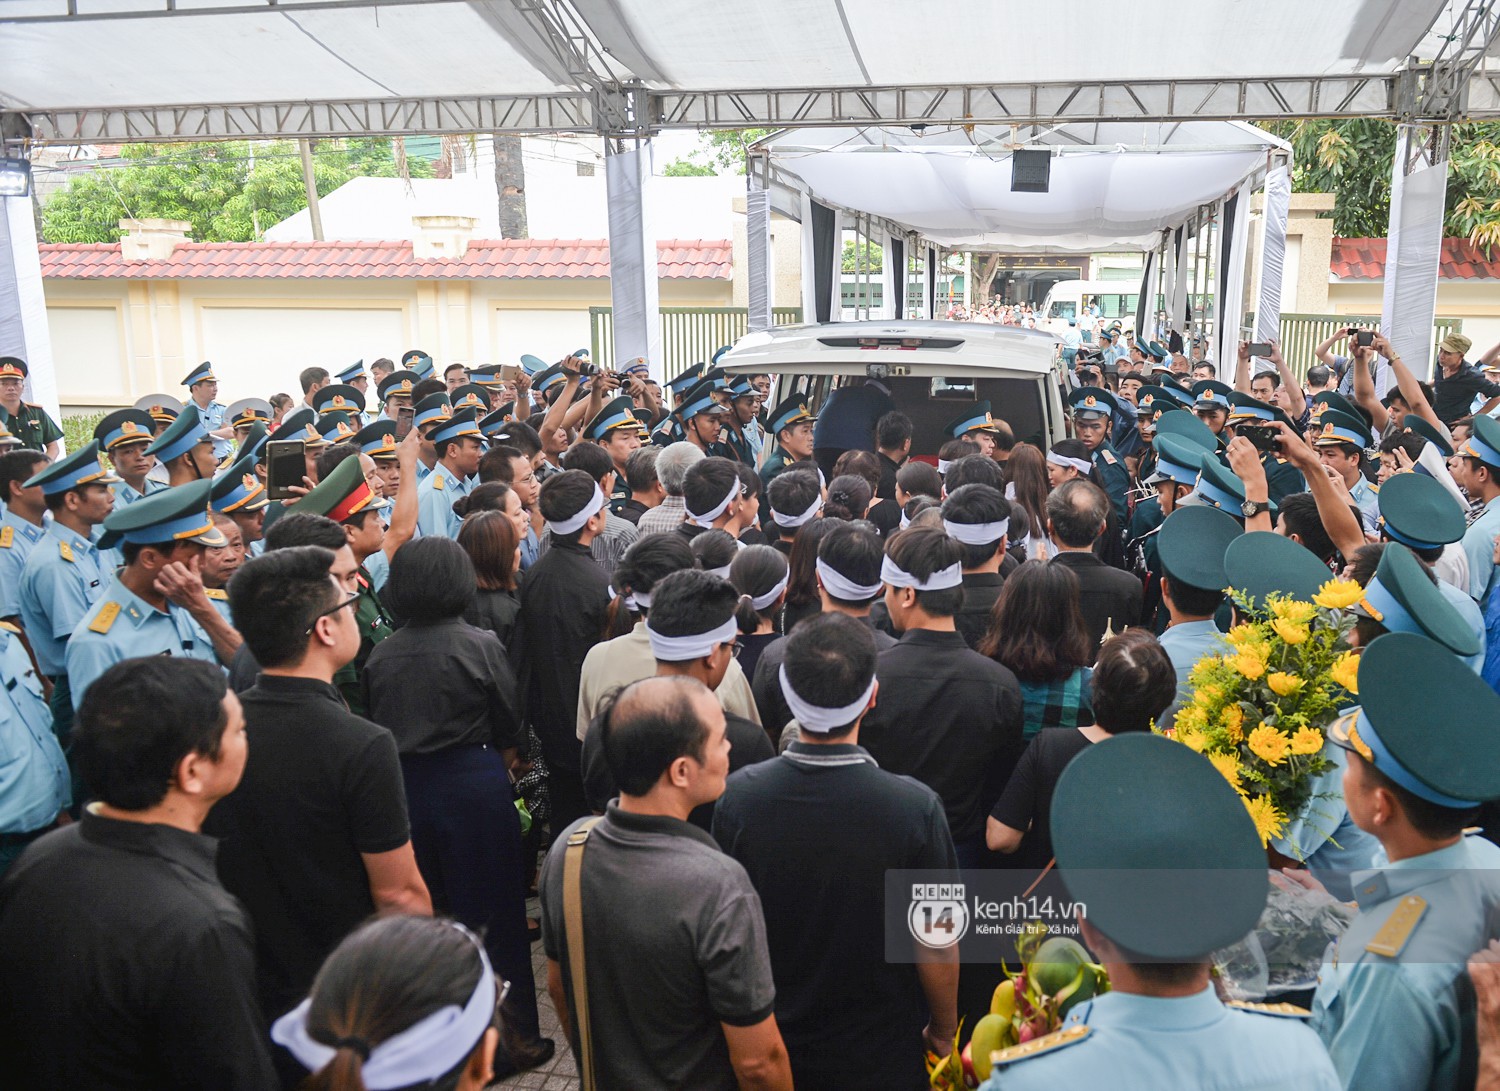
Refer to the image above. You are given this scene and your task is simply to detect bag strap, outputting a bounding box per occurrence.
[564,815,605,1091]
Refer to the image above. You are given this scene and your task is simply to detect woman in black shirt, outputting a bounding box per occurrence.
[458,505,523,654]
[986,629,1175,871]
[729,544,789,681]
[363,537,552,1076]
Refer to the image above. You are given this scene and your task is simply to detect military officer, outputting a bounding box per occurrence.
[721,375,764,466]
[1225,391,1306,504]
[983,734,1340,1089]
[93,409,166,507]
[133,393,182,438]
[943,399,1003,459]
[1351,540,1481,668]
[0,448,52,622]
[445,383,488,417]
[1375,470,1482,633]
[677,377,735,460]
[664,362,707,411]
[144,405,219,487]
[411,390,454,485]
[65,480,238,712]
[377,369,419,421]
[1311,410,1380,532]
[416,409,482,539]
[16,443,121,733]
[336,360,371,421]
[181,361,234,461]
[582,395,642,514]
[210,451,270,562]
[293,453,397,715]
[1066,386,1130,523]
[315,411,359,448]
[401,348,435,380]
[0,612,69,876]
[1314,633,1500,1090]
[759,395,818,493]
[356,418,402,498]
[1195,451,1273,528]
[1190,378,1235,444]
[311,383,367,425]
[224,398,273,447]
[0,358,62,459]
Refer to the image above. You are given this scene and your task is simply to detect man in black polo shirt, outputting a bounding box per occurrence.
[941,482,1012,648]
[752,523,896,736]
[716,614,958,1089]
[205,546,430,1065]
[859,525,1023,868]
[540,675,792,1090]
[1432,332,1500,424]
[0,657,275,1089]
[875,410,912,500]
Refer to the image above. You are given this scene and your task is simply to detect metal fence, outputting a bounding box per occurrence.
[590,307,803,383]
[1250,312,1463,380]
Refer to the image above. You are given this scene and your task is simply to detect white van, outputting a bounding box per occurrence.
[1040,281,1140,338]
[717,320,1068,457]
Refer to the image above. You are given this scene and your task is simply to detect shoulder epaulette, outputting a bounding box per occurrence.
[88,601,121,634]
[1366,894,1427,958]
[989,1025,1090,1067]
[0,620,19,634]
[1226,1000,1313,1018]
[1100,449,1118,465]
[203,588,228,601]
[0,526,12,548]
[58,541,75,563]
[431,474,445,490]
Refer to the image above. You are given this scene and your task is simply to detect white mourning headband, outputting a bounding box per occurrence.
[943,517,1010,545]
[1047,451,1092,474]
[779,663,877,733]
[880,555,963,591]
[687,480,739,527]
[646,616,738,661]
[815,557,882,600]
[748,572,789,611]
[772,491,822,528]
[548,482,606,535]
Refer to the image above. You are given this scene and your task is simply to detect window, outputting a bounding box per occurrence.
[1048,301,1077,320]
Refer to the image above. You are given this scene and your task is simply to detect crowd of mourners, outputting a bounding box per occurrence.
[1,326,1500,1091]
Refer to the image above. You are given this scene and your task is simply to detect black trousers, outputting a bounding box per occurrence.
[400,745,542,1049]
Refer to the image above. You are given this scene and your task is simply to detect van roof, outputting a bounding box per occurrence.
[718,321,1060,380]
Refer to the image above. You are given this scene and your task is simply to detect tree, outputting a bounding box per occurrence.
[493,135,528,238]
[841,239,883,273]
[662,129,773,176]
[1261,119,1500,251]
[40,138,428,244]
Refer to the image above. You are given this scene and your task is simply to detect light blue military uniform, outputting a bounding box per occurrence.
[0,622,70,843]
[415,461,471,538]
[1348,475,1380,535]
[1437,578,1488,672]
[17,523,115,679]
[1461,494,1500,602]
[0,511,48,619]
[66,577,219,711]
[194,399,232,461]
[1312,835,1500,1090]
[984,986,1340,1091]
[1155,618,1229,729]
[1272,742,1381,901]
[112,477,168,507]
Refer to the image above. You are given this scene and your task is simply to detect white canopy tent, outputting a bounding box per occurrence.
[3,0,1498,419]
[747,121,1291,367]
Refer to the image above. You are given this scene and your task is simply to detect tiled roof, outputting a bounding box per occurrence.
[38,238,732,280]
[1330,237,1500,280]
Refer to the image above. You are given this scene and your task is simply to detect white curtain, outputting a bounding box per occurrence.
[0,197,61,443]
[605,143,663,381]
[1254,165,1292,345]
[746,184,773,332]
[1382,126,1448,374]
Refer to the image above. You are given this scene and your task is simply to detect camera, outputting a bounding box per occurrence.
[1356,330,1374,347]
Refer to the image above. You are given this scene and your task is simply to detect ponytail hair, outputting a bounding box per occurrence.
[823,473,872,522]
[608,532,695,631]
[452,481,513,520]
[729,544,788,634]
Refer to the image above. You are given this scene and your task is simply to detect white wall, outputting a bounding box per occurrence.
[197,304,409,396]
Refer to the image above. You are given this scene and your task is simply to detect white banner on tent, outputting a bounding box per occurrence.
[605,143,663,381]
[1216,183,1253,370]
[1170,226,1191,342]
[879,239,897,320]
[1382,127,1448,372]
[746,185,773,333]
[1254,165,1292,347]
[0,196,61,443]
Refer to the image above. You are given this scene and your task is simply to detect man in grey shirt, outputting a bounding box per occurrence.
[539,675,792,1090]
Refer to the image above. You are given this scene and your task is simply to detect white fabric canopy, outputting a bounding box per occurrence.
[763,122,1287,253]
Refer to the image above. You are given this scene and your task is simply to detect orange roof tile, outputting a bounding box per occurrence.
[1330,237,1500,280]
[39,238,732,280]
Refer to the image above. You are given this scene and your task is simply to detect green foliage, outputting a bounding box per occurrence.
[1261,119,1500,251]
[41,138,431,244]
[661,129,773,176]
[62,411,106,453]
[841,239,883,273]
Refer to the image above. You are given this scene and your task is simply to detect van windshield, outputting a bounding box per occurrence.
[1048,301,1076,320]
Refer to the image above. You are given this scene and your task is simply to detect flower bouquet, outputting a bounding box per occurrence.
[1166,578,1363,849]
[926,925,1109,1088]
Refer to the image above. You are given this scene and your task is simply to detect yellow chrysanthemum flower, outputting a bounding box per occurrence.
[1247,724,1292,766]
[1314,579,1364,610]
[1244,794,1287,847]
[1225,624,1263,648]
[1267,672,1304,697]
[1270,619,1310,646]
[1270,598,1318,625]
[1193,683,1222,708]
[1221,704,1245,742]
[1329,651,1360,694]
[1189,656,1223,685]
[1290,727,1324,756]
[1208,751,1246,795]
[1178,727,1208,753]
[1233,651,1267,681]
[1174,705,1208,736]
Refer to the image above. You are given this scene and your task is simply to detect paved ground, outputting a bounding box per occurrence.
[492,894,580,1091]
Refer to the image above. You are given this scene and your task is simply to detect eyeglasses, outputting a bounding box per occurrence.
[719,641,743,659]
[305,591,360,634]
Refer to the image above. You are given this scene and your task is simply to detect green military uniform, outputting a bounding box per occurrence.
[295,456,394,715]
[0,404,62,452]
[1067,387,1130,523]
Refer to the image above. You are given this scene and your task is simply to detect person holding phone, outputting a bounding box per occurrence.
[416,410,483,539]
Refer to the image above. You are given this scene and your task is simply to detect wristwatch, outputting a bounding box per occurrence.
[1241,499,1268,518]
